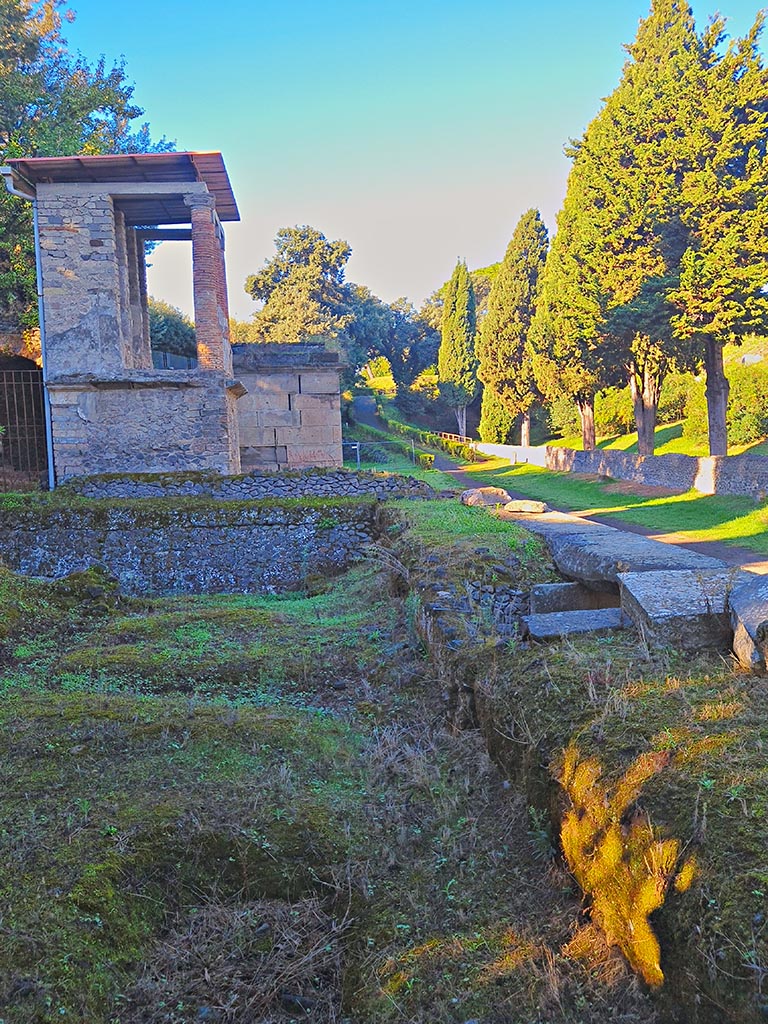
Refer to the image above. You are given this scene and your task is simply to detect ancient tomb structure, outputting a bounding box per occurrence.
[233,343,344,471]
[2,152,243,482]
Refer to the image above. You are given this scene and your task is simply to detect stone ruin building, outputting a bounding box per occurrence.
[0,152,343,486]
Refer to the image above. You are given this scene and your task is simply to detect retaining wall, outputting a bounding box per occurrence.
[66,468,435,501]
[477,443,768,499]
[0,497,382,595]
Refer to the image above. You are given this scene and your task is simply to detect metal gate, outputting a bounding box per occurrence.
[0,370,48,491]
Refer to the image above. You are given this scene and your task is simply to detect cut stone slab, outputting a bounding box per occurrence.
[729,573,768,672]
[530,581,620,615]
[461,486,512,507]
[523,607,627,641]
[619,569,747,651]
[549,531,726,586]
[503,499,548,514]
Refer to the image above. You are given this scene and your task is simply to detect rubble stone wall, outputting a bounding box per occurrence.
[477,443,768,499]
[0,497,381,594]
[67,468,435,501]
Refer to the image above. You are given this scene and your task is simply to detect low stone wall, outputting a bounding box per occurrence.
[67,468,435,501]
[477,442,768,499]
[0,497,381,595]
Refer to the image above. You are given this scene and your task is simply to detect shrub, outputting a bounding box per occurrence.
[658,371,693,424]
[595,387,634,437]
[417,453,434,469]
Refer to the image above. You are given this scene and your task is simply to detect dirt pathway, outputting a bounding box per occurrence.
[351,396,768,573]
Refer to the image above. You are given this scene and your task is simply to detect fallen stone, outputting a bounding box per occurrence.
[523,607,626,640]
[619,569,747,651]
[729,573,768,672]
[461,487,512,507]
[530,581,619,614]
[503,499,548,514]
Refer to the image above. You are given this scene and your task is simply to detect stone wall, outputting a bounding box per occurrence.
[233,343,343,471]
[477,442,768,499]
[47,374,240,479]
[67,468,435,501]
[33,179,241,481]
[0,497,381,594]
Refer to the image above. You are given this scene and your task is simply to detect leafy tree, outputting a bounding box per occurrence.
[438,260,478,437]
[356,294,438,391]
[148,297,195,359]
[0,0,171,326]
[476,209,548,446]
[478,386,514,443]
[421,262,499,332]
[244,226,353,345]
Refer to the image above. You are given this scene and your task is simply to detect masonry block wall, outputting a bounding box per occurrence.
[33,180,240,481]
[233,343,344,471]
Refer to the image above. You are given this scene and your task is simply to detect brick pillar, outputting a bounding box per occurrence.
[187,193,229,372]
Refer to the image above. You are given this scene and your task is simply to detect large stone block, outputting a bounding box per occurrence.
[298,371,339,394]
[619,568,743,651]
[238,426,278,447]
[729,573,768,672]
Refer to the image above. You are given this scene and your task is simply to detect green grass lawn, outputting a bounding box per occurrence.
[457,458,768,554]
[553,420,768,457]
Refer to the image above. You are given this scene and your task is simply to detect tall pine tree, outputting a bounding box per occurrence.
[476,209,548,446]
[551,0,768,455]
[438,260,478,437]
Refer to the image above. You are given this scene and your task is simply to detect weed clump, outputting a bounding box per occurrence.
[558,744,695,987]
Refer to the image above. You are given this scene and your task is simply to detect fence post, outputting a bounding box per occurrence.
[411,438,416,464]
[356,443,361,470]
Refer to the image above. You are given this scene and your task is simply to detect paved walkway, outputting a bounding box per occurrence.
[350,396,768,574]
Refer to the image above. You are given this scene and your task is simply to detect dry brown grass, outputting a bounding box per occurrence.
[125,896,351,1023]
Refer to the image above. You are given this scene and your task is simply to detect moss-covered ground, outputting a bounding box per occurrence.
[470,629,768,1022]
[5,488,768,1022]
[0,515,656,1024]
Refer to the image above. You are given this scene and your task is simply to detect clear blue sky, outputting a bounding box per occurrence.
[63,0,766,321]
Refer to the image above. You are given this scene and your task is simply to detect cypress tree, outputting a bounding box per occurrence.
[529,160,611,451]
[476,209,548,446]
[478,386,515,444]
[438,260,478,437]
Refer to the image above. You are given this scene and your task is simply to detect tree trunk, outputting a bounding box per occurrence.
[454,405,467,437]
[576,397,596,450]
[520,409,531,447]
[628,364,661,456]
[703,337,729,457]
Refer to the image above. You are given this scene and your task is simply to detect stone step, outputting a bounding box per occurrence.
[618,568,749,651]
[523,607,627,641]
[530,581,619,614]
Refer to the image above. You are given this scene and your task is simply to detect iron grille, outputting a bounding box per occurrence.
[0,370,48,491]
